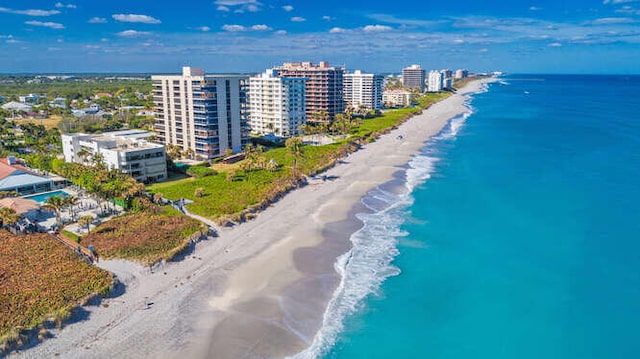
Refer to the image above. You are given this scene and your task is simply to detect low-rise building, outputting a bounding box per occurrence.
[0,157,55,195]
[383,89,414,108]
[62,130,167,183]
[1,101,32,113]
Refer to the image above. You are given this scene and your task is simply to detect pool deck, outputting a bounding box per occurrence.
[24,187,124,234]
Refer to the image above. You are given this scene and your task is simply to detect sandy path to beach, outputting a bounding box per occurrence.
[10,79,494,359]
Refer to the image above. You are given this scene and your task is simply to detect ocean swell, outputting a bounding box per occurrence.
[291,103,476,359]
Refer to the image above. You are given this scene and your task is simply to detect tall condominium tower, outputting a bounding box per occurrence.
[248,69,307,138]
[402,64,426,92]
[428,70,444,92]
[275,61,344,122]
[152,67,249,160]
[343,70,384,111]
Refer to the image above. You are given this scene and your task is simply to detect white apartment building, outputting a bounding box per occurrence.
[248,69,306,138]
[455,69,469,79]
[152,67,249,160]
[402,64,426,92]
[344,70,384,110]
[61,130,167,183]
[428,70,445,92]
[382,89,414,108]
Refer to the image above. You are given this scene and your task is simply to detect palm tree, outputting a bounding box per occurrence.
[285,136,304,176]
[78,215,94,234]
[42,195,67,227]
[0,207,20,229]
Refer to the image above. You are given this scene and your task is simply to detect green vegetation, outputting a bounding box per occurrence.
[186,165,217,178]
[61,229,80,243]
[149,92,452,223]
[0,232,113,350]
[82,207,207,266]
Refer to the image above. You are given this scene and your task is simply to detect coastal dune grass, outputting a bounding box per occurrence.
[0,232,113,349]
[82,207,207,266]
[147,92,453,223]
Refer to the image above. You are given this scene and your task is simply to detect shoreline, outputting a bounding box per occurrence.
[9,78,496,359]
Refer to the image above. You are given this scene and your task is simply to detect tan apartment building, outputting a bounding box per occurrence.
[152,67,249,160]
[275,61,344,122]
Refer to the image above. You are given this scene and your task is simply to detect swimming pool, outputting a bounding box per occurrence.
[23,190,70,203]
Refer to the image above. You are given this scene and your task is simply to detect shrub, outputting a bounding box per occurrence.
[186,165,217,178]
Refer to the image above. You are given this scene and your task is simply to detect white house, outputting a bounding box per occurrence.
[62,130,167,183]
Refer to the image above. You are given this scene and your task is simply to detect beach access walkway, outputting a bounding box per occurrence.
[172,198,220,235]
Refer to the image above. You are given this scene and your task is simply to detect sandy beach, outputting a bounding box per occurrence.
[10,78,495,359]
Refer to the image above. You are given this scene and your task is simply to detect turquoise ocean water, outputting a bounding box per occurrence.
[299,75,640,358]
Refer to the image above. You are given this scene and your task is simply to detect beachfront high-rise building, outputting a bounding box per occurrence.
[343,70,384,111]
[152,67,249,160]
[402,64,426,92]
[455,69,469,79]
[248,69,307,138]
[441,69,453,90]
[275,61,344,122]
[428,70,445,92]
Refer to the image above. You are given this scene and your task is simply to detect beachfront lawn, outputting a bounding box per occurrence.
[81,207,207,266]
[147,91,455,223]
[0,232,113,349]
[148,142,348,222]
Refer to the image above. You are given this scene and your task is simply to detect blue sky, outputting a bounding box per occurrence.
[0,0,639,74]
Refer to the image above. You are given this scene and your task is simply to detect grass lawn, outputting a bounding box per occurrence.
[12,115,62,130]
[0,232,113,348]
[81,207,207,266]
[147,91,456,223]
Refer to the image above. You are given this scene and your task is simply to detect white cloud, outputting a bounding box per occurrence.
[548,42,562,47]
[198,26,211,32]
[362,24,393,32]
[329,27,347,33]
[117,30,151,37]
[529,6,541,11]
[251,24,271,31]
[322,16,332,21]
[283,5,294,12]
[479,48,489,52]
[0,7,60,16]
[112,14,161,24]
[55,2,76,9]
[222,24,271,32]
[603,0,639,4]
[275,30,287,35]
[453,39,465,44]
[215,0,260,4]
[25,20,64,29]
[291,17,306,22]
[88,17,107,24]
[589,17,636,25]
[222,24,246,32]
[214,0,262,12]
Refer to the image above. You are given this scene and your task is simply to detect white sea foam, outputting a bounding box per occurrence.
[291,100,477,359]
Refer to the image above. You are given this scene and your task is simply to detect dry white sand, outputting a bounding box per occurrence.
[10,78,495,359]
